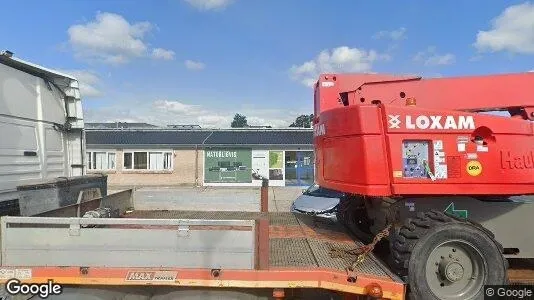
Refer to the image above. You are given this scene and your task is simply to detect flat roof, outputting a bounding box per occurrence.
[86,129,314,146]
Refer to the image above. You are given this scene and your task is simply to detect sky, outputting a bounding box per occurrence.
[1,0,534,128]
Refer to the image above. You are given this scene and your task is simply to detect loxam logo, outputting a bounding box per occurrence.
[388,115,475,130]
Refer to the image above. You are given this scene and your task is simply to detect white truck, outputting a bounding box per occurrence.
[0,50,106,216]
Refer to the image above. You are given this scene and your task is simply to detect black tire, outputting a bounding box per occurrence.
[390,210,508,300]
[336,195,373,243]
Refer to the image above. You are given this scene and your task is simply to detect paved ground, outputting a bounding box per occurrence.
[109,186,303,212]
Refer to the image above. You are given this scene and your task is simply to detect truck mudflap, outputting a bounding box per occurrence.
[0,211,406,299]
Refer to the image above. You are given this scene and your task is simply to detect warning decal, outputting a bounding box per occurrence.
[466,160,482,176]
[457,136,469,152]
[433,140,447,179]
[0,268,32,280]
[446,156,461,178]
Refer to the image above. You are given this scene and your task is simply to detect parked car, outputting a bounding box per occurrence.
[290,184,345,220]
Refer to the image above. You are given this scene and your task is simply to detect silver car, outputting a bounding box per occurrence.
[290,184,345,220]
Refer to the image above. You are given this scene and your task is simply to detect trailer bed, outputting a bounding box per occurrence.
[0,209,406,299]
[126,210,397,277]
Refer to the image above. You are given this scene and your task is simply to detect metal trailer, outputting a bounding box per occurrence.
[0,182,406,300]
[0,51,107,216]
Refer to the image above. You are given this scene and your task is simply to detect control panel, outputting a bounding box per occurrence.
[402,140,430,178]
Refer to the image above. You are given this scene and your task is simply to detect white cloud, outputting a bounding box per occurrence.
[84,107,140,123]
[184,0,234,11]
[86,99,309,128]
[247,116,289,128]
[184,60,206,70]
[197,115,232,127]
[373,27,407,41]
[151,100,294,127]
[289,46,390,87]
[151,48,175,60]
[153,100,206,115]
[424,53,455,66]
[67,12,169,65]
[413,46,456,66]
[58,69,102,98]
[469,55,483,62]
[474,2,534,54]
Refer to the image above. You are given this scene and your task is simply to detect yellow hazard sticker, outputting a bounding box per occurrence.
[393,170,403,178]
[466,160,482,176]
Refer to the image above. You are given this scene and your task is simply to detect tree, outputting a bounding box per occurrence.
[231,113,248,128]
[289,114,314,128]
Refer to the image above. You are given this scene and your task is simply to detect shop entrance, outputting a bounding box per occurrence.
[284,151,314,186]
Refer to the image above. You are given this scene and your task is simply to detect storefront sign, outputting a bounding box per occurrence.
[204,148,252,183]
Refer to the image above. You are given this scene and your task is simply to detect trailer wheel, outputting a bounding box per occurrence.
[390,210,508,300]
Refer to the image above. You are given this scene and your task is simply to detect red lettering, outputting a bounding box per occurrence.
[501,151,513,169]
[501,150,534,170]
[515,157,524,169]
[526,152,534,169]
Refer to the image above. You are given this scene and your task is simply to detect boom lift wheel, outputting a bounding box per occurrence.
[389,210,508,300]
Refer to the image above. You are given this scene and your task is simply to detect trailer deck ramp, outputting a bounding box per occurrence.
[125,211,406,299]
[128,211,394,274]
[0,211,405,299]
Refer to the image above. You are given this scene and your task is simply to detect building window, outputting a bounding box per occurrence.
[87,151,116,170]
[124,153,132,169]
[134,152,148,169]
[123,151,173,170]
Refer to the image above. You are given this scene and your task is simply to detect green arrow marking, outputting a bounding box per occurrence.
[444,202,468,219]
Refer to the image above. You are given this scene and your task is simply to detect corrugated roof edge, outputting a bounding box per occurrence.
[84,128,314,132]
[85,144,314,147]
[85,129,314,146]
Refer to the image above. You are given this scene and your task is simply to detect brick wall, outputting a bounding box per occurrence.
[88,149,204,188]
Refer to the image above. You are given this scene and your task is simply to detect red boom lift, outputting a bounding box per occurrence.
[313,72,534,299]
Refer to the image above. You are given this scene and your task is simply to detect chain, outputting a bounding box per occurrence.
[329,205,400,274]
[329,224,392,265]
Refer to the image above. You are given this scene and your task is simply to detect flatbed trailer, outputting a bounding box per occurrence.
[0,188,406,300]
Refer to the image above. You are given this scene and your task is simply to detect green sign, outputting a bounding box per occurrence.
[269,151,283,168]
[204,148,252,183]
[444,202,468,219]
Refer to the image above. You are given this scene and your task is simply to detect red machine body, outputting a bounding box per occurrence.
[313,73,534,197]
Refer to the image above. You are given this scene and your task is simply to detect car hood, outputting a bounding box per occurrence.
[292,195,340,213]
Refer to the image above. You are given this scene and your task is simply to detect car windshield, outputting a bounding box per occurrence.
[304,184,343,198]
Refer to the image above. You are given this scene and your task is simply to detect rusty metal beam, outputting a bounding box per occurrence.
[261,178,269,213]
